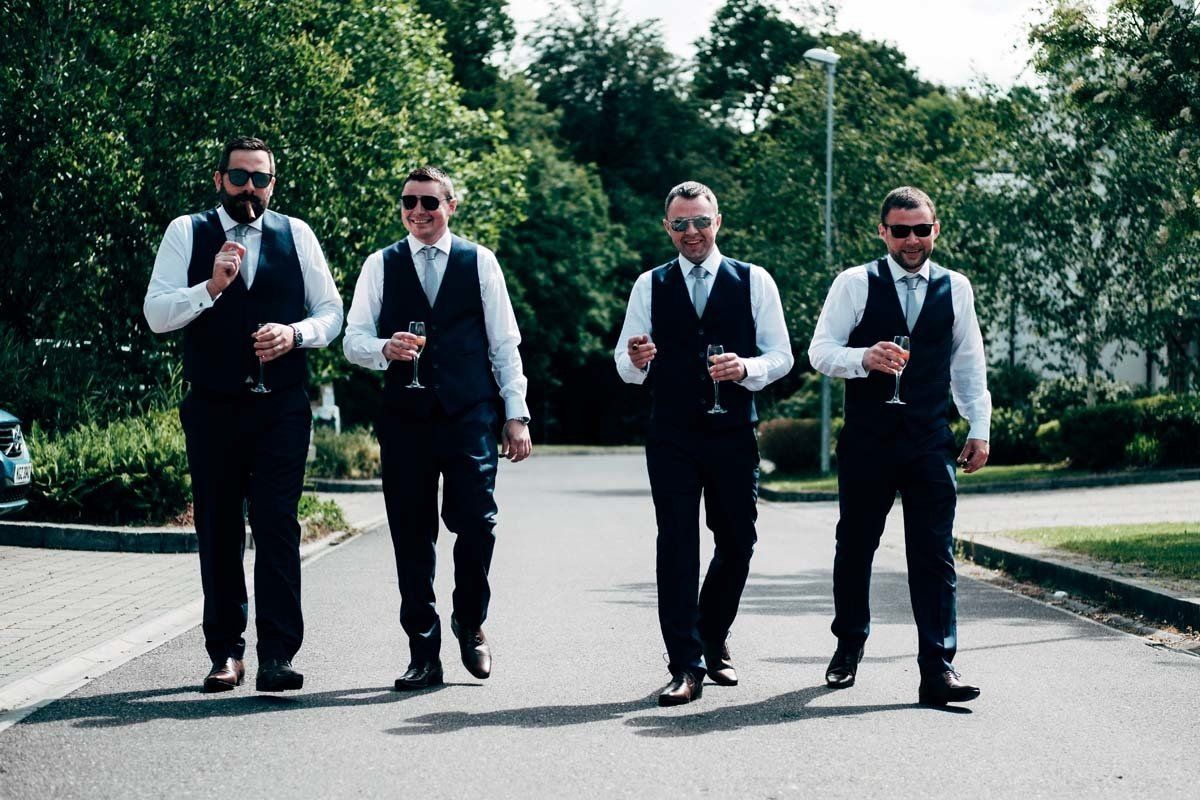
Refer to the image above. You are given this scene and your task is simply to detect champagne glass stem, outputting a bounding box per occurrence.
[412,355,420,385]
[892,373,901,401]
[713,379,721,409]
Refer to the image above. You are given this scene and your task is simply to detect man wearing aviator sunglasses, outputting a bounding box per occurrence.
[144,136,344,696]
[344,166,531,692]
[808,186,991,707]
[615,180,793,707]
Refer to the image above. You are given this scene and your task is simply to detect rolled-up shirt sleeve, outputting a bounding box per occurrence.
[807,267,871,379]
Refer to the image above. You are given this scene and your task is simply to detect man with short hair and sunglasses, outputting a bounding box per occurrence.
[144,136,343,693]
[615,180,793,706]
[344,166,531,690]
[808,185,991,706]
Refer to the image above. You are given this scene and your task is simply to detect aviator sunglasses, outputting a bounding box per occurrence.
[668,215,715,232]
[401,194,449,211]
[884,223,936,238]
[224,168,274,189]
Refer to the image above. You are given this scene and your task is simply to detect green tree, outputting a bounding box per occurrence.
[412,0,515,109]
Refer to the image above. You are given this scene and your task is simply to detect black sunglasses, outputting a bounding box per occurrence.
[884,223,935,238]
[401,194,449,211]
[224,168,274,189]
[668,215,714,232]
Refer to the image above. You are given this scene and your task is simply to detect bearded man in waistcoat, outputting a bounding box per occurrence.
[615,181,794,706]
[808,186,991,706]
[343,166,531,690]
[144,136,344,693]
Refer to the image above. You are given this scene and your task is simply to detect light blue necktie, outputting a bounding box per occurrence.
[690,265,708,317]
[421,246,440,305]
[902,274,922,331]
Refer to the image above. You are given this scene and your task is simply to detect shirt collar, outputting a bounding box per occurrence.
[407,230,452,257]
[886,254,932,283]
[678,245,723,277]
[217,205,264,233]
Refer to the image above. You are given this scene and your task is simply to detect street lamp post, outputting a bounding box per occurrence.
[804,46,839,475]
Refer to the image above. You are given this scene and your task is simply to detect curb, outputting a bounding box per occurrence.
[0,520,197,553]
[309,478,382,493]
[761,467,1200,503]
[956,535,1200,631]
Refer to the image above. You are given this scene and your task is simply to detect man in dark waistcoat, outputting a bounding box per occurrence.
[808,186,992,705]
[144,136,344,693]
[615,181,793,706]
[343,166,531,690]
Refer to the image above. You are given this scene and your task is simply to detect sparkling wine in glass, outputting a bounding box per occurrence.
[406,321,427,389]
[250,323,272,394]
[706,344,727,415]
[885,335,911,405]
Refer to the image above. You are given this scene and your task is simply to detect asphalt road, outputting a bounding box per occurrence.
[1,455,1197,799]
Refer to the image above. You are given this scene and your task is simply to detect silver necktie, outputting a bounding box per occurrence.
[233,225,250,285]
[421,246,440,306]
[690,265,708,317]
[903,274,921,331]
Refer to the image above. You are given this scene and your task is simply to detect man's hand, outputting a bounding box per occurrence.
[956,438,989,474]
[862,340,908,375]
[501,419,532,463]
[207,241,244,299]
[253,322,295,363]
[383,331,423,362]
[627,334,656,370]
[708,351,748,382]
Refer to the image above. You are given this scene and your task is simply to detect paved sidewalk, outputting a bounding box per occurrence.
[0,493,385,728]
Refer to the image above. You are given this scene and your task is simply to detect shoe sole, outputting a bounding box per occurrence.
[256,675,304,692]
[825,675,856,689]
[708,673,738,687]
[395,671,444,691]
[918,689,980,706]
[202,677,241,693]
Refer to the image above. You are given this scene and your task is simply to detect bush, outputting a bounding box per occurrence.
[1134,393,1200,467]
[1036,420,1065,462]
[986,407,1043,465]
[1058,402,1144,470]
[28,410,191,525]
[763,372,826,420]
[988,363,1040,410]
[1124,433,1162,467]
[1030,376,1137,425]
[758,419,822,473]
[310,427,381,479]
[298,494,349,541]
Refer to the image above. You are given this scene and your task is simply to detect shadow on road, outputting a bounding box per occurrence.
[17,684,442,729]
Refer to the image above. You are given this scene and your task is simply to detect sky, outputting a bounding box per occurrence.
[505,1,1082,90]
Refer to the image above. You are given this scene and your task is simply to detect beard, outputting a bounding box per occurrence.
[890,244,932,270]
[219,187,268,223]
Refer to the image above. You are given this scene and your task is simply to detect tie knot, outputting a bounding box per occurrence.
[232,224,249,242]
[422,245,437,261]
[690,265,707,280]
[902,274,921,289]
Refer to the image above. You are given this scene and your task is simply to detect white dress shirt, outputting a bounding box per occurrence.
[143,205,344,346]
[343,230,531,421]
[808,255,992,440]
[614,246,794,391]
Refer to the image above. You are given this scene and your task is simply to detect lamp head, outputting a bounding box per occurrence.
[803,47,840,67]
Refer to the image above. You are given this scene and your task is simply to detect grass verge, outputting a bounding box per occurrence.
[763,462,1071,493]
[997,522,1200,581]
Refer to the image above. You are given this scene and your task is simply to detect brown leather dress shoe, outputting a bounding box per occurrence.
[825,645,864,689]
[395,660,444,691]
[256,659,304,692]
[918,669,980,706]
[702,639,738,686]
[203,658,245,693]
[658,671,703,707]
[451,617,491,680]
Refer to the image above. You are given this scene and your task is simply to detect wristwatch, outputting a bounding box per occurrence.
[512,416,530,425]
[289,324,304,348]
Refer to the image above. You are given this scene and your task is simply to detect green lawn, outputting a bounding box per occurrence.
[998,522,1200,581]
[763,462,1071,493]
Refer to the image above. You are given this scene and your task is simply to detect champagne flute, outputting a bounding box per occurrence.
[885,335,910,405]
[250,323,272,394]
[706,344,727,415]
[406,321,427,389]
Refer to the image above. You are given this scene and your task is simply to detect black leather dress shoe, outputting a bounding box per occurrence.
[825,645,864,688]
[918,669,980,706]
[256,659,304,692]
[203,658,245,692]
[702,639,738,686]
[451,617,492,680]
[395,660,444,691]
[658,671,703,707]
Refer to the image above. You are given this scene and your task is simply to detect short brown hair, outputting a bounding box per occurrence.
[664,181,718,216]
[405,166,455,199]
[218,136,274,174]
[880,186,936,223]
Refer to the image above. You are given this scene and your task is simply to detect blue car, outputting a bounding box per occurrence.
[0,409,32,517]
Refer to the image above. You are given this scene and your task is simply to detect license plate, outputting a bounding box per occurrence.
[13,464,30,485]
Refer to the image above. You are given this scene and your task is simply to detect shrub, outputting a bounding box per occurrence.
[1124,433,1162,467]
[28,410,191,525]
[763,372,826,420]
[298,494,349,541]
[988,363,1040,410]
[1134,393,1200,467]
[758,419,822,473]
[986,407,1042,465]
[310,427,381,479]
[1058,402,1144,470]
[1036,420,1065,462]
[1030,376,1137,425]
